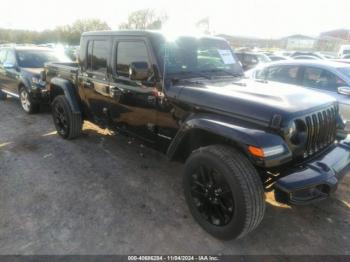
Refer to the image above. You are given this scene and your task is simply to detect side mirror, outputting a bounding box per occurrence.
[129,62,150,81]
[338,86,350,96]
[3,62,15,69]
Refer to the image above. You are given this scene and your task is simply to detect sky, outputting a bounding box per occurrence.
[1,0,350,38]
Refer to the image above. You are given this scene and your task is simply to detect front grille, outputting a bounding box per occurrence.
[303,106,337,157]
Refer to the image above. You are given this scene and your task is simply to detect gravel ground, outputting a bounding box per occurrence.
[0,97,349,255]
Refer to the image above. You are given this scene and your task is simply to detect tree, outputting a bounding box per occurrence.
[0,19,111,45]
[119,9,167,30]
[56,19,111,44]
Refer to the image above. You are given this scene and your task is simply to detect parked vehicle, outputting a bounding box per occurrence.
[341,54,350,59]
[266,54,290,61]
[0,46,71,113]
[45,31,350,240]
[249,60,350,120]
[235,51,271,71]
[333,58,350,65]
[338,44,350,58]
[290,51,326,60]
[293,55,320,60]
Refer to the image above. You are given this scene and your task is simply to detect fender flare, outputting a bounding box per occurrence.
[50,77,81,114]
[17,77,31,93]
[167,114,290,161]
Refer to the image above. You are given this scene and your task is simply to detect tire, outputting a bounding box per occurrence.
[52,95,82,139]
[0,89,7,100]
[19,87,39,114]
[183,145,266,240]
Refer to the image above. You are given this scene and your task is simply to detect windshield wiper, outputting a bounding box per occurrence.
[201,69,243,78]
[169,70,212,80]
[170,77,205,86]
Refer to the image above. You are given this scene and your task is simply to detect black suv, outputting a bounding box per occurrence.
[44,31,350,240]
[0,46,71,113]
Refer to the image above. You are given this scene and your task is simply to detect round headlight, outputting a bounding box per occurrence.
[288,120,307,145]
[287,121,297,138]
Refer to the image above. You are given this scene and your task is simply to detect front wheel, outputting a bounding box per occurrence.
[20,87,39,114]
[183,145,266,240]
[52,95,82,139]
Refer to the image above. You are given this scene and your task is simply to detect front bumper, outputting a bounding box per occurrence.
[274,139,350,205]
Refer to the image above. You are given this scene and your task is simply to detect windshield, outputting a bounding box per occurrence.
[338,67,350,79]
[154,36,243,78]
[16,50,71,68]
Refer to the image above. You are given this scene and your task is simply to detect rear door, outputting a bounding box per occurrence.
[1,49,19,94]
[0,49,7,90]
[80,37,112,125]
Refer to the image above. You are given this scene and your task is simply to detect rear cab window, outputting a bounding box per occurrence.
[86,39,109,79]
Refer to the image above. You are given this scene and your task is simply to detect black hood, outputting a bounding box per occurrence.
[173,78,337,126]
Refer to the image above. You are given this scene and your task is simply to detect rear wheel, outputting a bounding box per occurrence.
[52,95,82,139]
[19,87,39,114]
[184,145,266,240]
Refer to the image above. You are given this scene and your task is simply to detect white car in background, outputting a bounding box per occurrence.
[247,60,350,122]
[339,45,350,58]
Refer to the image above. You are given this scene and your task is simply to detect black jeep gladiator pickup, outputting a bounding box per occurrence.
[44,30,350,240]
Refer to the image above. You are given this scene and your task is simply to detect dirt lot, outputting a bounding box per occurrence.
[0,97,349,255]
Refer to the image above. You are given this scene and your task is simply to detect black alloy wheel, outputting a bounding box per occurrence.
[190,164,234,226]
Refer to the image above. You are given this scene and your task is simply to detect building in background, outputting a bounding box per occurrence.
[218,29,350,53]
[317,29,350,52]
[320,29,350,41]
[281,34,316,50]
[315,35,348,52]
[217,34,280,50]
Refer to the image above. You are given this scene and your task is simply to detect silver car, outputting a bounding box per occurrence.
[248,60,350,120]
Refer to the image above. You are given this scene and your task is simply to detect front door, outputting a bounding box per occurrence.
[109,38,158,143]
[301,66,350,120]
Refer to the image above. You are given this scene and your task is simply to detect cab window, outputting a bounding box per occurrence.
[266,65,299,85]
[116,41,151,77]
[87,40,108,75]
[302,67,345,92]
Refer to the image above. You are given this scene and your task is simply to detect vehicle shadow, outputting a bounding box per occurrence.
[79,123,350,254]
[3,98,348,255]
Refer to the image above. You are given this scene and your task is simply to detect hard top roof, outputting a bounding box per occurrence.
[82,30,225,41]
